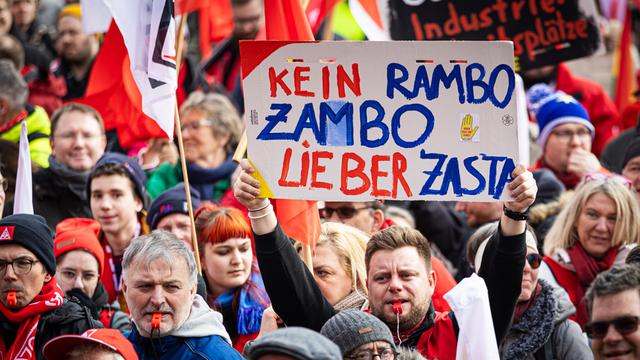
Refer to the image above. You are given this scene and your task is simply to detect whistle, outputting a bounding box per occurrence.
[392,300,403,315]
[151,312,162,329]
[6,291,16,306]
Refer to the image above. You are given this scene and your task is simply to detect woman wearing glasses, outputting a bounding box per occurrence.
[540,175,640,327]
[146,91,242,200]
[469,223,592,360]
[195,203,270,352]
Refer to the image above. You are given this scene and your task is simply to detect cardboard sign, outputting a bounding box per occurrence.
[382,0,603,71]
[240,41,519,201]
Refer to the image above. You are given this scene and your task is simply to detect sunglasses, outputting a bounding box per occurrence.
[319,206,373,220]
[585,316,640,339]
[526,253,542,269]
[584,172,632,189]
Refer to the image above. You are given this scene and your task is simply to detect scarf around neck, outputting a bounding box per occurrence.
[566,242,619,325]
[48,156,90,200]
[186,155,237,200]
[210,261,270,336]
[0,278,64,360]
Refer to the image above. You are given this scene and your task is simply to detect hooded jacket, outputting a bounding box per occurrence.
[126,295,243,359]
[499,280,592,360]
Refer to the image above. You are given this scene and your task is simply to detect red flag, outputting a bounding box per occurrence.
[263,0,320,248]
[75,22,166,149]
[614,7,635,111]
[174,0,205,14]
[197,0,234,59]
[306,0,341,34]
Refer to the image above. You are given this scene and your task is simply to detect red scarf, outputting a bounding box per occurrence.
[0,279,64,360]
[566,242,619,325]
[100,242,119,304]
[513,283,542,322]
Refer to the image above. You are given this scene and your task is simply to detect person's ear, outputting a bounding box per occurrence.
[372,209,385,232]
[134,195,143,213]
[428,268,436,290]
[44,273,52,282]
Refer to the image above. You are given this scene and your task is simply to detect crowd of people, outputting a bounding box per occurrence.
[1,0,640,359]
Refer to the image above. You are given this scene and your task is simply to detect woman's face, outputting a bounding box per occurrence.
[518,247,540,302]
[311,244,353,306]
[576,192,617,259]
[181,109,227,165]
[56,250,100,299]
[203,237,253,297]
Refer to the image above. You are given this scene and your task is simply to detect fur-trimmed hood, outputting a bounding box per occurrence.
[500,280,575,360]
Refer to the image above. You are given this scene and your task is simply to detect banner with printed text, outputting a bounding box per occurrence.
[353,0,604,71]
[240,41,519,201]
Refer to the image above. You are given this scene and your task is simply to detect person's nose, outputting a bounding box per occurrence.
[388,274,403,294]
[603,323,624,344]
[149,286,166,307]
[73,274,84,289]
[230,249,242,265]
[594,216,608,232]
[3,263,17,281]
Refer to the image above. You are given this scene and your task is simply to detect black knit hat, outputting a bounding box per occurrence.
[0,214,56,274]
[623,136,640,170]
[88,152,148,208]
[147,183,201,229]
[320,310,397,356]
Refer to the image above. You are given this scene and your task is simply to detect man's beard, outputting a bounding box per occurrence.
[371,300,429,332]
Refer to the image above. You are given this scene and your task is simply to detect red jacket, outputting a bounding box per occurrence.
[555,63,621,157]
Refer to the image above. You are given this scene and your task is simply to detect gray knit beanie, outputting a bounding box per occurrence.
[320,310,397,356]
[246,327,341,360]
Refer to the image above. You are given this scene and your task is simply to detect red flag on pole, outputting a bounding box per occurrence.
[75,22,166,149]
[614,7,635,111]
[263,0,320,248]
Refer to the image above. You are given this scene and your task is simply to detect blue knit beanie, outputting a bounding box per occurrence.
[87,152,149,208]
[527,84,594,147]
[147,183,201,229]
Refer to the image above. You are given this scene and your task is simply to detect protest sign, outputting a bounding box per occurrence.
[240,41,519,202]
[353,0,604,71]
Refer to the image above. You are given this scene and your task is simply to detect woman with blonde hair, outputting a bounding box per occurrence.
[147,91,243,200]
[296,222,369,310]
[540,173,640,327]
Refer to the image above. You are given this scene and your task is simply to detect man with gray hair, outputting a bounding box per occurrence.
[122,230,242,359]
[585,265,640,360]
[0,58,51,168]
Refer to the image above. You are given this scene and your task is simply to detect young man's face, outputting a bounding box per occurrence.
[0,244,51,309]
[591,289,640,360]
[55,15,96,64]
[367,246,435,331]
[232,0,263,40]
[90,174,142,239]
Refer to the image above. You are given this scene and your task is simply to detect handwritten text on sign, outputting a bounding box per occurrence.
[240,41,519,201]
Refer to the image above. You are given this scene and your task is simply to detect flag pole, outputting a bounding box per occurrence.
[173,12,203,272]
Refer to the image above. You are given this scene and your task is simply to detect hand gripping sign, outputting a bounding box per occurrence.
[240,41,519,202]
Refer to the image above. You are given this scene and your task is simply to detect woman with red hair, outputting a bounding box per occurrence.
[195,203,270,352]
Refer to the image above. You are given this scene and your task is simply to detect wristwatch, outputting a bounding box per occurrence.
[503,204,528,221]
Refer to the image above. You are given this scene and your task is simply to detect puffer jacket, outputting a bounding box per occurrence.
[127,295,242,359]
[499,280,592,360]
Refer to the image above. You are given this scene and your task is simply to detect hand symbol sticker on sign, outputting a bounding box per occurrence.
[460,114,479,141]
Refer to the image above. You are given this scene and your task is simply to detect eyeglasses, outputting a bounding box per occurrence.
[319,206,373,220]
[550,128,591,143]
[526,253,542,269]
[0,258,40,276]
[585,316,640,339]
[347,348,396,360]
[583,172,633,189]
[0,178,7,191]
[180,119,213,132]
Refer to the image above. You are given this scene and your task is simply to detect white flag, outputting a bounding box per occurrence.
[80,0,112,34]
[102,0,177,139]
[13,121,33,215]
